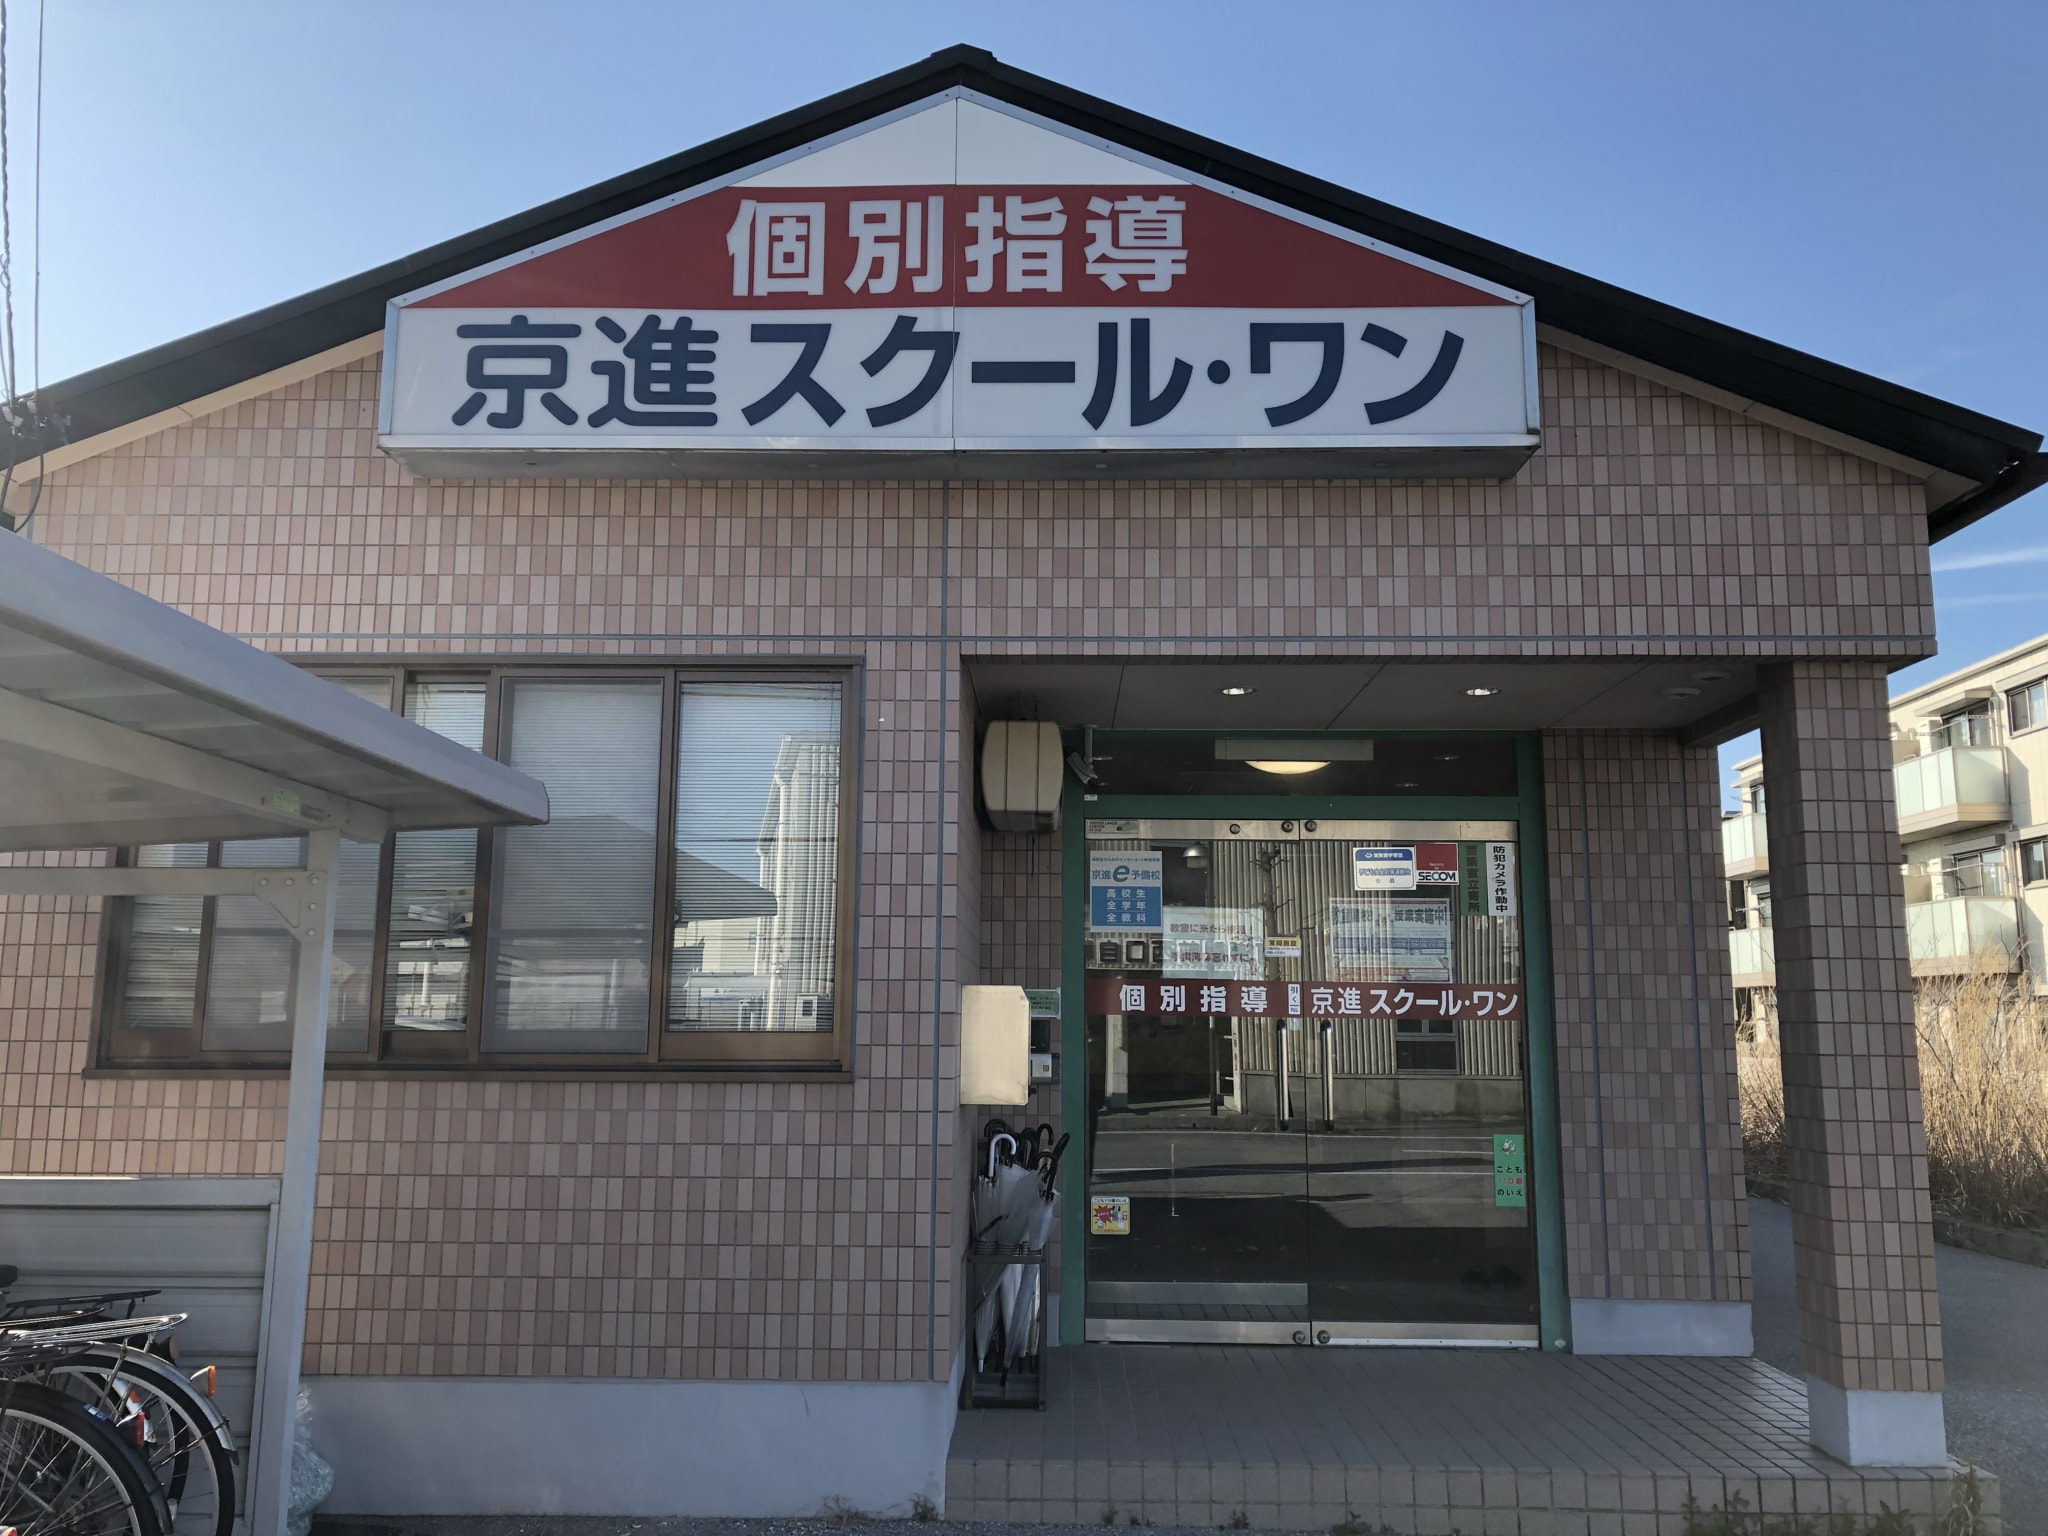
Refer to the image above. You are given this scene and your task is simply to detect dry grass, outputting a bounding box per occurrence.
[1737,968,2048,1232]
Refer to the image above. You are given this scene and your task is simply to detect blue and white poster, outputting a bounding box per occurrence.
[1090,850,1163,931]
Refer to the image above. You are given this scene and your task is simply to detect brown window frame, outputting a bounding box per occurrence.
[94,658,861,1077]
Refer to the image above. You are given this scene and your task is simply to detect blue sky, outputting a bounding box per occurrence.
[19,3,2047,801]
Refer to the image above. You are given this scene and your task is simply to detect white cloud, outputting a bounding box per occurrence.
[1931,545,2048,574]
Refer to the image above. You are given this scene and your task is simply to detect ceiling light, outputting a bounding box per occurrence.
[1246,760,1330,775]
[1663,684,1703,699]
[1435,753,1460,762]
[1218,685,1257,697]
[1464,686,1500,698]
[1395,780,1420,789]
[1692,669,1732,684]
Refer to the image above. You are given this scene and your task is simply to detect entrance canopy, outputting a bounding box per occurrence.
[0,527,548,1536]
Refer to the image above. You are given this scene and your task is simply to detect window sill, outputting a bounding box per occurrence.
[85,1061,855,1084]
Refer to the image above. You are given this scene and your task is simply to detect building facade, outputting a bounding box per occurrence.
[3,46,2043,1515]
[1727,631,2048,1009]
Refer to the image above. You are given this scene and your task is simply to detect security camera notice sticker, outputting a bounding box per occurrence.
[1090,1196,1131,1236]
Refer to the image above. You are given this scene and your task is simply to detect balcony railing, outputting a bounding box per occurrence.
[1894,745,2008,841]
[1721,810,1768,878]
[1904,895,2020,977]
[1729,925,1775,986]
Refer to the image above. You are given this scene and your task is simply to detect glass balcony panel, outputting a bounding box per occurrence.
[1729,926,1775,982]
[1904,895,2019,973]
[1894,745,2008,835]
[1722,810,1768,874]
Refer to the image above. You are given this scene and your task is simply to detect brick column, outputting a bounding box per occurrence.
[1756,660,1946,1466]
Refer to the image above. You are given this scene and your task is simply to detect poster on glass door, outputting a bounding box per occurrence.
[1161,906,1265,979]
[1089,849,1164,932]
[1327,897,1454,982]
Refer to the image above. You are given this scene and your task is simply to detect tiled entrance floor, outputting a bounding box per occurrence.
[945,1346,1998,1534]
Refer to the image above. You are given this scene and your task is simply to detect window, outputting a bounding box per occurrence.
[2009,680,2047,735]
[1395,1018,1458,1073]
[2022,838,2048,887]
[1748,784,1766,815]
[99,664,856,1072]
[1941,847,2005,899]
[1932,704,1994,750]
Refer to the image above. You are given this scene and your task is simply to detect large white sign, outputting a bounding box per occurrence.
[379,96,1537,475]
[1327,897,1455,983]
[1161,906,1265,980]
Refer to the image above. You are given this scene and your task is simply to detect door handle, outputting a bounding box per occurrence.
[1320,1021,1335,1132]
[1275,1019,1290,1131]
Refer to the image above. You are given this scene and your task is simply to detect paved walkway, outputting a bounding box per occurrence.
[1749,1194,2043,1534]
[946,1344,1993,1533]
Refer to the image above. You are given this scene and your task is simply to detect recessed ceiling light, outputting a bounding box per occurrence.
[1436,753,1460,762]
[1219,685,1257,697]
[1246,760,1329,775]
[1692,669,1732,684]
[1093,461,1109,470]
[1464,686,1500,698]
[1663,684,1703,700]
[1395,780,1420,788]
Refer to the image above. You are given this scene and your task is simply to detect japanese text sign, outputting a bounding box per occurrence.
[1352,845,1418,892]
[1161,906,1265,980]
[380,96,1537,476]
[1089,850,1163,932]
[1328,897,1455,983]
[1493,1134,1528,1208]
[1083,976,1522,1022]
[1486,841,1518,918]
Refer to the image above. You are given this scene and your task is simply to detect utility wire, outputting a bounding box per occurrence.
[0,0,49,538]
[0,0,20,409]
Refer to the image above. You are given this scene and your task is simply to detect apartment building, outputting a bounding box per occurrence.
[1727,631,2048,1013]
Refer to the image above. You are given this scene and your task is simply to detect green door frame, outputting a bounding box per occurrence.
[1055,730,1571,1351]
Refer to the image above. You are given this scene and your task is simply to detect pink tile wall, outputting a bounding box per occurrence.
[1543,731,1752,1305]
[0,341,1926,1380]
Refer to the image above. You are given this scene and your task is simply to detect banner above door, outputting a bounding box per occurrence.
[379,94,1539,481]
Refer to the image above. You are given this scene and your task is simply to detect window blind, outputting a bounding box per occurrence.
[487,680,662,1053]
[384,682,487,1040]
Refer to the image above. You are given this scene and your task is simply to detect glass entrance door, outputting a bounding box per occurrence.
[1082,816,1539,1345]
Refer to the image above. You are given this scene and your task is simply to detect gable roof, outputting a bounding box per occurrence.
[13,44,2043,537]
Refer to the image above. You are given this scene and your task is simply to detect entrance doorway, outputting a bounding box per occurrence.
[1081,816,1537,1344]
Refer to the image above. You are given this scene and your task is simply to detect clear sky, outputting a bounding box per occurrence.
[16,2,2046,800]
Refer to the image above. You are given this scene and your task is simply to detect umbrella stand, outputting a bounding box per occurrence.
[960,1240,1048,1410]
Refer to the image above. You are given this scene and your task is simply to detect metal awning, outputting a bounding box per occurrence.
[0,529,546,848]
[0,529,548,1536]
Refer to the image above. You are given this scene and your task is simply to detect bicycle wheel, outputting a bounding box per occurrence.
[0,1380,169,1536]
[44,1351,235,1536]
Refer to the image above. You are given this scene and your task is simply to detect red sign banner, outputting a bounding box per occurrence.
[1083,977,1522,1022]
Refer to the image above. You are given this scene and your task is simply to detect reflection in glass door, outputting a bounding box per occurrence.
[1083,817,1538,1345]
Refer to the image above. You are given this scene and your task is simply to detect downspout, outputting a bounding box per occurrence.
[928,479,951,1380]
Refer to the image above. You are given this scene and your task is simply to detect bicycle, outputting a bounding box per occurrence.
[0,1268,237,1536]
[2,1320,175,1536]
